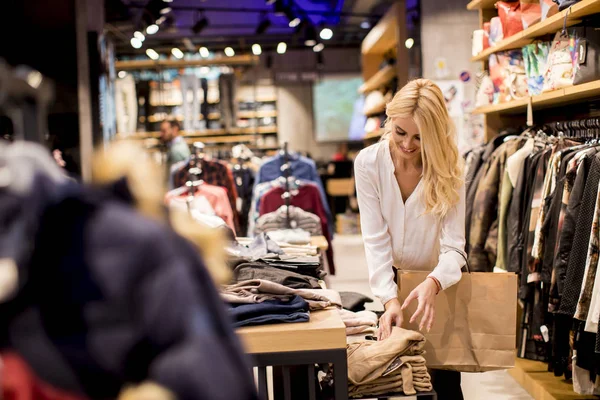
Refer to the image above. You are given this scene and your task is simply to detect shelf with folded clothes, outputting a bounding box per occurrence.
[472,80,600,115]
[116,126,279,140]
[470,0,600,62]
[237,110,278,119]
[144,112,222,123]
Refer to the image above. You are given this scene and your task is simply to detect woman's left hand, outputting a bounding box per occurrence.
[401,278,438,332]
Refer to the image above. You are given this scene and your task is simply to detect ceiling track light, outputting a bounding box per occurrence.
[313,43,324,52]
[319,28,333,40]
[252,44,262,56]
[130,37,143,49]
[303,24,318,47]
[277,42,287,54]
[146,49,159,60]
[171,47,184,59]
[289,17,301,28]
[405,38,415,49]
[146,24,159,34]
[360,20,371,29]
[160,7,172,14]
[224,47,235,57]
[199,46,210,58]
[134,31,145,41]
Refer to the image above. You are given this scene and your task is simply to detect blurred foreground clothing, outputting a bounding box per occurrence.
[0,142,258,400]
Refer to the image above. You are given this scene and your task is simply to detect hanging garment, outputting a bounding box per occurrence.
[0,146,258,400]
[259,185,335,275]
[585,243,600,334]
[219,74,237,130]
[469,138,524,271]
[115,74,137,135]
[255,206,323,236]
[180,75,200,132]
[255,153,332,234]
[497,138,534,270]
[171,158,239,229]
[558,153,600,317]
[233,167,255,236]
[166,184,236,233]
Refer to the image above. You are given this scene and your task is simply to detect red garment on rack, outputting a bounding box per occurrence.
[2,352,88,400]
[259,185,335,275]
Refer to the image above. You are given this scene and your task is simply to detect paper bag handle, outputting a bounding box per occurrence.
[443,246,471,274]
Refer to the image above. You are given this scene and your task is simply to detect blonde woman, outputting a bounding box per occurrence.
[354,79,466,399]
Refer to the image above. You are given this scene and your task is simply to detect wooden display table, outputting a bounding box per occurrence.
[237,308,348,400]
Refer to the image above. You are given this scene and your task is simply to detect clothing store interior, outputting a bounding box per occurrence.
[4,0,600,399]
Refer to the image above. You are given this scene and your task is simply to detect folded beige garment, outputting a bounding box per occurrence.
[346,325,377,336]
[297,288,342,308]
[222,279,332,310]
[346,334,371,344]
[347,327,426,385]
[339,309,378,327]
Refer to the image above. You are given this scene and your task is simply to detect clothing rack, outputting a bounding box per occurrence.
[185,142,205,212]
[279,141,292,229]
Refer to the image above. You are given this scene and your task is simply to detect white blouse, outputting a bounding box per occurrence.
[354,141,467,305]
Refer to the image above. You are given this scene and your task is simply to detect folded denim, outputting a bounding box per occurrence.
[340,309,378,328]
[222,279,337,310]
[233,262,321,289]
[347,327,426,385]
[229,295,309,327]
[232,311,309,328]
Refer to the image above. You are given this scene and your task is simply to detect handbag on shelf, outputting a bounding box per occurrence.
[521,0,542,29]
[557,0,581,11]
[397,250,518,372]
[523,41,552,95]
[572,24,600,85]
[489,17,505,46]
[542,30,578,92]
[497,1,524,39]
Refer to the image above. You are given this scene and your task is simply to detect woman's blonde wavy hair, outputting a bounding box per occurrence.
[382,79,464,218]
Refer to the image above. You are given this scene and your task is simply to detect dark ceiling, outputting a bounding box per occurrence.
[107,0,409,56]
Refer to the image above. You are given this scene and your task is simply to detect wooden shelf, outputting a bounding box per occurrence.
[116,125,278,139]
[508,358,599,400]
[147,113,221,123]
[466,0,497,10]
[361,3,400,55]
[237,96,278,103]
[471,0,600,62]
[237,110,278,119]
[472,80,600,115]
[359,65,396,94]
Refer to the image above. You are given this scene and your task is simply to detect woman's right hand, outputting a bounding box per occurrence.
[377,298,403,340]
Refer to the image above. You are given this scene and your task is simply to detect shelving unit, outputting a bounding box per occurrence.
[358,65,396,94]
[473,80,600,115]
[471,0,600,62]
[237,110,278,119]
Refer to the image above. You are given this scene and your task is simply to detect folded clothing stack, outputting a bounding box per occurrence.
[232,262,322,289]
[229,295,310,328]
[347,327,433,398]
[340,309,378,338]
[222,279,341,311]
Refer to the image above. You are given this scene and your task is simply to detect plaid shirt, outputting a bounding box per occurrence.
[172,159,239,229]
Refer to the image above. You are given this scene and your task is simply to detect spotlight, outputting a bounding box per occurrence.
[360,20,371,29]
[171,48,184,59]
[405,38,415,49]
[118,71,127,79]
[160,7,171,14]
[305,39,317,47]
[289,18,301,28]
[313,43,324,52]
[224,47,235,57]
[130,37,143,49]
[320,28,333,40]
[134,31,145,41]
[256,17,271,35]
[156,16,167,25]
[192,16,209,35]
[162,0,173,2]
[199,47,210,57]
[252,44,262,55]
[277,42,287,54]
[146,24,159,34]
[146,49,159,60]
